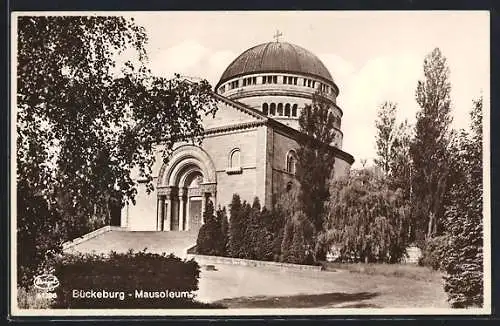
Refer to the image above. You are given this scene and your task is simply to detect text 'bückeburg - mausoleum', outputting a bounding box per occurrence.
[120,40,355,232]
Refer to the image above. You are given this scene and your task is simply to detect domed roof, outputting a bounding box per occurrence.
[216,42,335,88]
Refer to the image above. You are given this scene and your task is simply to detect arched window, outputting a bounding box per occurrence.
[286,150,297,175]
[277,103,283,116]
[292,104,298,117]
[230,149,240,168]
[270,103,276,115]
[284,103,291,117]
[227,148,243,174]
[262,103,269,115]
[337,116,341,128]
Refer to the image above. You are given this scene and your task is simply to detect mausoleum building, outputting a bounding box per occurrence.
[120,40,355,232]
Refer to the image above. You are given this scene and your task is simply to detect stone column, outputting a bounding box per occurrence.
[201,194,206,224]
[165,197,172,231]
[178,188,186,231]
[210,191,217,211]
[185,197,191,231]
[157,196,165,231]
[200,183,217,224]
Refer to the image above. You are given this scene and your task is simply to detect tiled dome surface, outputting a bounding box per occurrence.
[217,42,334,87]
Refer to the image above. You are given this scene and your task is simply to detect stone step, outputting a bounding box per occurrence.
[64,229,198,258]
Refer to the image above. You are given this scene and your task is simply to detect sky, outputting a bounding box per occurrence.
[127,11,489,168]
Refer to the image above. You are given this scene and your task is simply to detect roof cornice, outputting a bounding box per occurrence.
[203,121,265,136]
[211,93,354,164]
[265,118,355,165]
[210,91,268,120]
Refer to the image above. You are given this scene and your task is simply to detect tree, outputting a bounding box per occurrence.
[374,101,399,175]
[255,207,277,261]
[442,97,483,307]
[390,119,413,200]
[374,101,414,203]
[16,16,216,287]
[320,169,411,263]
[280,211,314,265]
[268,208,286,262]
[410,47,453,240]
[226,195,285,262]
[196,200,225,256]
[237,201,253,258]
[296,92,337,235]
[228,194,244,258]
[218,206,230,256]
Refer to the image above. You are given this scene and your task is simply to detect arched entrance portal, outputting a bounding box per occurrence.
[156,145,217,232]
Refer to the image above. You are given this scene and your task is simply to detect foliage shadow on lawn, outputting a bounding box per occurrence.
[213,291,380,308]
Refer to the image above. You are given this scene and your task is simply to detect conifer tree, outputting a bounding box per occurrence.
[410,47,453,240]
[245,197,262,260]
[228,194,243,258]
[238,201,253,258]
[218,206,229,256]
[196,200,226,256]
[280,211,314,264]
[280,219,295,263]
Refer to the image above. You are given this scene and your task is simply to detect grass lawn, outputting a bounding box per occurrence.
[321,262,444,282]
[196,262,448,309]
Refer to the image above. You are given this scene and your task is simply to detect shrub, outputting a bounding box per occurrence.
[52,250,203,308]
[17,286,53,309]
[418,235,448,271]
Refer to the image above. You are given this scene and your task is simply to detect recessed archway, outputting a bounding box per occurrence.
[156,145,216,232]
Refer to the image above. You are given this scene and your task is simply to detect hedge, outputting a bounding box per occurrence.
[51,250,222,308]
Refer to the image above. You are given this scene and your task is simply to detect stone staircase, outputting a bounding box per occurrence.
[64,228,198,258]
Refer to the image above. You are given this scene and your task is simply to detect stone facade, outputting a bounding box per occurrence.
[121,41,355,232]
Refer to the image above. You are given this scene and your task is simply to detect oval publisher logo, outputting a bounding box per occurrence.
[33,274,59,291]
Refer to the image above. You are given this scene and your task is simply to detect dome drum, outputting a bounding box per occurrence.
[217,73,338,105]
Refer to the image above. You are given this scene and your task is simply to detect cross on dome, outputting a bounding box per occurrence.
[273,30,283,43]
